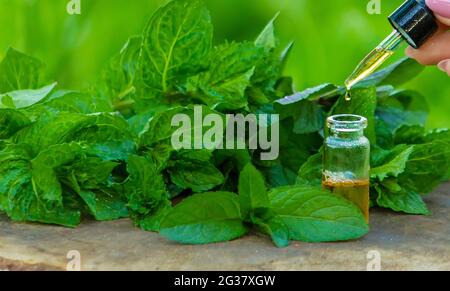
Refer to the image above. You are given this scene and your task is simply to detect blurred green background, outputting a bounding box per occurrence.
[1,0,449,127]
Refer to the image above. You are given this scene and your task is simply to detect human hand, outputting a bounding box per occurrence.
[406,0,450,76]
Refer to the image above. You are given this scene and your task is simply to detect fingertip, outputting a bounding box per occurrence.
[405,46,416,58]
[436,15,450,27]
[405,46,424,64]
[426,0,450,19]
[437,59,450,74]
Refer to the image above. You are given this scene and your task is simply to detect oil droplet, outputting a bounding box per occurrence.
[345,92,352,102]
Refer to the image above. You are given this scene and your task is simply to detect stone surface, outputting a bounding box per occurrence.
[0,184,449,271]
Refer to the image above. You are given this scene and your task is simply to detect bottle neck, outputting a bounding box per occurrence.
[329,128,364,139]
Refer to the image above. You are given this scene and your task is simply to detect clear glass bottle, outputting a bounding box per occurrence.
[323,114,370,222]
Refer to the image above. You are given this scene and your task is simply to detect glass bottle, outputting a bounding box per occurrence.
[323,114,370,223]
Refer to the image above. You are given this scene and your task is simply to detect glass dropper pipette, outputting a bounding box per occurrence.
[344,0,439,92]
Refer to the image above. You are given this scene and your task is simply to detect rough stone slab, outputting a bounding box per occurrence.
[0,184,449,271]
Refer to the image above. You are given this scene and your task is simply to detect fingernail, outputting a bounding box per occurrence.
[437,59,449,72]
[426,0,450,19]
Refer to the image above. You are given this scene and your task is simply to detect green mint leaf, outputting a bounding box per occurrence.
[141,0,213,94]
[268,124,322,186]
[375,184,429,215]
[0,109,31,139]
[78,190,128,221]
[188,42,262,110]
[297,152,323,186]
[42,90,112,114]
[393,125,426,145]
[238,163,270,220]
[355,58,424,88]
[0,146,81,227]
[0,83,57,109]
[1,95,15,108]
[160,191,247,244]
[425,130,450,180]
[398,140,450,194]
[139,106,220,149]
[31,143,83,205]
[279,41,294,73]
[125,154,166,216]
[254,215,290,248]
[102,36,143,103]
[371,145,414,181]
[276,99,324,135]
[378,90,429,126]
[13,113,134,159]
[260,162,292,188]
[138,198,172,232]
[255,12,280,51]
[63,157,119,190]
[331,87,377,144]
[144,143,174,171]
[273,77,294,99]
[127,109,163,136]
[139,107,186,148]
[376,90,428,148]
[269,186,369,242]
[168,157,225,192]
[277,83,338,103]
[0,48,43,92]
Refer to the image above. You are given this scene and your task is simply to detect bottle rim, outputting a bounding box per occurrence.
[327,114,368,132]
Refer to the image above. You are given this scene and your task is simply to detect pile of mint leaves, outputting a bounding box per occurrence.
[0,0,449,248]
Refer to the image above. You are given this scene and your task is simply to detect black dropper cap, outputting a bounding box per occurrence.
[388,0,438,49]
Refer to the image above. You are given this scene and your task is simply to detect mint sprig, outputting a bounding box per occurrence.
[0,0,448,247]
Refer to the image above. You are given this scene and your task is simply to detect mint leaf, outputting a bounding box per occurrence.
[277,83,338,103]
[58,157,128,221]
[31,143,82,205]
[297,152,323,186]
[125,155,166,216]
[139,106,215,148]
[254,215,289,248]
[168,151,224,192]
[331,87,377,144]
[376,90,428,148]
[138,199,172,232]
[268,125,322,186]
[0,145,81,227]
[42,90,112,114]
[188,42,262,110]
[0,109,31,139]
[371,145,414,181]
[393,125,426,145]
[355,58,424,88]
[255,12,279,51]
[238,163,270,221]
[375,184,429,215]
[399,140,450,194]
[0,83,57,109]
[160,192,248,244]
[269,186,369,242]
[13,113,134,159]
[251,14,282,94]
[102,36,142,104]
[0,48,43,92]
[64,157,119,190]
[141,0,213,94]
[276,100,324,135]
[78,190,128,221]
